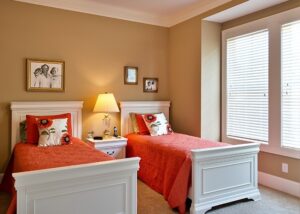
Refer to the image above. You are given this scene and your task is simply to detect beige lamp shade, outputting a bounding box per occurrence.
[93,93,119,113]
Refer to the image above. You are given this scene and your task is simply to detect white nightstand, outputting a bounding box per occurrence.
[86,137,127,159]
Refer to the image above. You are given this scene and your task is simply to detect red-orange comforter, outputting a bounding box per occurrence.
[0,138,113,214]
[126,133,228,213]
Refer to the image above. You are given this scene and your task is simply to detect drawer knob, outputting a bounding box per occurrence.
[107,151,115,155]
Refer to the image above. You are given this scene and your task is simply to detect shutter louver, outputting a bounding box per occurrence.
[226,30,269,143]
[281,20,300,149]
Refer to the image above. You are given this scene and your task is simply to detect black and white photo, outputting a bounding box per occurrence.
[143,78,158,93]
[27,59,65,91]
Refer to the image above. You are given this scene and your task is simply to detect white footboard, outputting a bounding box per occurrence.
[13,157,140,214]
[190,143,260,214]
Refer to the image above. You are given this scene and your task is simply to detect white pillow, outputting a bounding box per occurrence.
[37,118,71,147]
[142,113,173,136]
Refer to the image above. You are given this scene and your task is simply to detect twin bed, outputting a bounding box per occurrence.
[120,101,260,214]
[7,101,140,214]
[3,100,260,214]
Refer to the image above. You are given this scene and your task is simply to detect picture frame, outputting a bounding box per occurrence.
[143,77,158,93]
[27,58,65,92]
[124,66,138,85]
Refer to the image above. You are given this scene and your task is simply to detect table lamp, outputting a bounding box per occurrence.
[93,93,119,137]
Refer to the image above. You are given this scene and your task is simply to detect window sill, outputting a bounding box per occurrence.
[227,136,268,145]
[260,144,300,159]
[223,136,300,159]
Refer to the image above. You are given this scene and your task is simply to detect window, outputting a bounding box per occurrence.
[222,8,300,159]
[281,20,300,149]
[226,30,269,143]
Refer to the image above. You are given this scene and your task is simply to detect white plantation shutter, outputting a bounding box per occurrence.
[226,30,269,142]
[281,20,300,149]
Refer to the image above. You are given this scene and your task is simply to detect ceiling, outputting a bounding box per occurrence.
[205,0,288,22]
[15,0,288,27]
[90,0,204,16]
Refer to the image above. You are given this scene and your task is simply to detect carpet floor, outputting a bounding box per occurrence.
[137,180,300,214]
[1,180,299,214]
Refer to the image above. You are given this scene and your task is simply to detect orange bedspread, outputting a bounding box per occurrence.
[126,133,228,213]
[0,138,113,214]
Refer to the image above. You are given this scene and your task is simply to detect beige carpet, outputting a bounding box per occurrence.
[1,180,299,214]
[137,180,300,214]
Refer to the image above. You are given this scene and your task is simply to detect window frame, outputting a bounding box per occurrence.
[222,7,300,159]
[280,20,300,151]
[226,29,269,144]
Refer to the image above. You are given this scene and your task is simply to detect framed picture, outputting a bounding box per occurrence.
[143,78,158,93]
[27,59,65,92]
[124,66,138,85]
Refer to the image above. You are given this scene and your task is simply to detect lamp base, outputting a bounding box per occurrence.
[103,129,111,139]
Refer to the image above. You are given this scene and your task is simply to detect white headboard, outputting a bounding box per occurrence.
[120,101,171,136]
[11,101,83,151]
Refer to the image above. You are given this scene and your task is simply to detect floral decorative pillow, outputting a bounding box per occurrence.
[37,118,72,147]
[142,113,173,136]
[26,113,73,144]
[134,113,150,135]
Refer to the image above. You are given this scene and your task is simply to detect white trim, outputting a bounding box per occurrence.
[258,171,300,198]
[120,101,171,108]
[11,101,83,110]
[14,0,230,27]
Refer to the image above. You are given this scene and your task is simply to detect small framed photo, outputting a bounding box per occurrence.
[124,66,138,85]
[27,59,65,92]
[143,78,158,93]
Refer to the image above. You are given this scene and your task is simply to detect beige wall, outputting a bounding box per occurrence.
[201,21,221,141]
[168,0,246,137]
[259,152,300,182]
[0,0,169,171]
[168,16,202,137]
[168,19,222,140]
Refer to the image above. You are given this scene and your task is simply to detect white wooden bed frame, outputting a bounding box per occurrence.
[10,101,140,214]
[120,101,261,214]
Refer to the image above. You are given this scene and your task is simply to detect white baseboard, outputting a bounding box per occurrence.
[258,171,300,198]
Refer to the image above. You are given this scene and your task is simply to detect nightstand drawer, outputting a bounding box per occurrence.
[101,147,124,159]
[86,137,127,159]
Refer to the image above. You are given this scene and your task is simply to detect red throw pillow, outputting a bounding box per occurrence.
[26,113,72,144]
[135,114,150,135]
